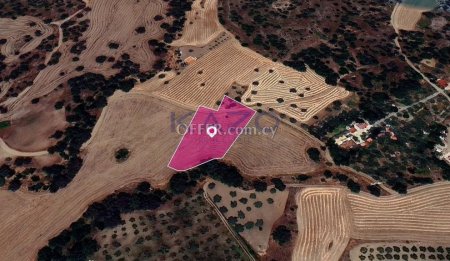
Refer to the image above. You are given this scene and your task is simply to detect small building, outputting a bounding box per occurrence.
[184,56,197,65]
[437,79,448,89]
[341,140,357,149]
[356,122,368,130]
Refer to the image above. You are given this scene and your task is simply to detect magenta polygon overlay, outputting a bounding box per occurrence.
[168,96,256,171]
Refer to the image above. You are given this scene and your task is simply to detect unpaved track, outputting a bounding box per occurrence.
[3,0,168,115]
[0,138,48,157]
[0,93,184,261]
[0,88,325,260]
[155,0,348,123]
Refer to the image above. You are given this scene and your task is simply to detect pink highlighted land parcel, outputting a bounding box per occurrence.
[168,96,256,171]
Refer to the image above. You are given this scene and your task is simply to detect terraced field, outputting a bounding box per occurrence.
[5,0,169,115]
[292,188,352,261]
[0,16,54,62]
[293,183,450,261]
[349,183,450,242]
[155,36,349,122]
[224,114,322,177]
[239,65,349,122]
[391,2,434,32]
[154,0,349,123]
[171,0,223,47]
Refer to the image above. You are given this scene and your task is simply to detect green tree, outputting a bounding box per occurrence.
[272,225,291,245]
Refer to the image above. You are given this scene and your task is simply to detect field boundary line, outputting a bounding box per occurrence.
[203,186,256,261]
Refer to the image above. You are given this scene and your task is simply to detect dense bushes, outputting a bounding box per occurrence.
[38,182,167,260]
[44,72,136,192]
[169,160,244,194]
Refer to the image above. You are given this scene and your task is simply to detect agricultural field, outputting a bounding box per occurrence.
[0,0,449,261]
[204,180,289,255]
[154,36,348,123]
[350,243,450,261]
[0,16,55,62]
[391,2,436,32]
[349,183,450,242]
[93,189,248,261]
[154,0,349,124]
[0,0,188,192]
[171,0,224,47]
[0,94,187,261]
[292,184,450,261]
[224,114,324,177]
[292,187,352,261]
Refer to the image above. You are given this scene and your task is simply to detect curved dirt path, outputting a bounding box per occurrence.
[0,93,182,261]
[0,138,48,157]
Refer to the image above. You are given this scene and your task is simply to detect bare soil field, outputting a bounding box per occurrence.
[224,114,323,176]
[391,3,433,32]
[204,180,289,255]
[0,85,325,260]
[154,0,348,123]
[349,182,450,242]
[171,0,224,47]
[2,0,171,150]
[0,94,184,260]
[292,187,352,261]
[292,183,450,261]
[156,36,348,122]
[0,0,182,192]
[0,16,54,63]
[0,87,67,152]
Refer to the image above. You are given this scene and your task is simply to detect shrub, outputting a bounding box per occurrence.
[245,221,254,230]
[253,180,267,192]
[213,195,222,203]
[297,174,310,181]
[271,178,286,191]
[272,225,291,245]
[254,201,263,208]
[347,179,361,193]
[115,148,130,163]
[208,182,216,189]
[307,147,321,162]
[239,197,248,204]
